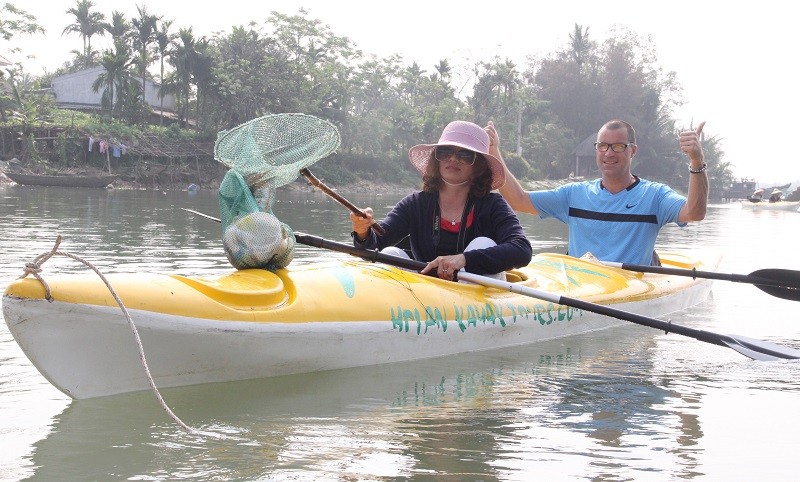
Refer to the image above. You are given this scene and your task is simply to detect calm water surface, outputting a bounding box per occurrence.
[1,184,799,481]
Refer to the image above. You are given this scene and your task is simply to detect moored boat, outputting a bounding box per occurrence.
[741,200,800,211]
[2,248,719,399]
[4,172,117,188]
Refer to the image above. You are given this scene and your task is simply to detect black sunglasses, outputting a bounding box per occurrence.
[434,146,477,165]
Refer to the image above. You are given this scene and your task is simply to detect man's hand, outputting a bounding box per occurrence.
[679,121,705,164]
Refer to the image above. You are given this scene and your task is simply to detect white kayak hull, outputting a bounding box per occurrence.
[3,253,717,399]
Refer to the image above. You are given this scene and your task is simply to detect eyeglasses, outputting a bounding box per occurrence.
[595,142,634,153]
[434,146,477,165]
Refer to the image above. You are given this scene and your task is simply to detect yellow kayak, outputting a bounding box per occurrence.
[3,247,718,399]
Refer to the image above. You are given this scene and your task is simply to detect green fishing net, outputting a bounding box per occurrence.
[216,113,341,270]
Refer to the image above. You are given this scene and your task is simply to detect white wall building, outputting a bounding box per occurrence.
[50,66,175,111]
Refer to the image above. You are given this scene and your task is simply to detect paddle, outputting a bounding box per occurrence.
[300,168,385,235]
[183,208,223,223]
[600,261,800,302]
[180,208,800,361]
[291,233,800,361]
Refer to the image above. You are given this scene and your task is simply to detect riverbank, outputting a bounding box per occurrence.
[1,161,576,194]
[0,169,413,194]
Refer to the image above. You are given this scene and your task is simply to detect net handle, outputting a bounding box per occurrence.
[300,168,385,235]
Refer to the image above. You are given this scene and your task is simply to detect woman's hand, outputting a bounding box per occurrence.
[421,254,466,280]
[485,120,501,158]
[349,208,374,240]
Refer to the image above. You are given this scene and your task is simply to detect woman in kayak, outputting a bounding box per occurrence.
[349,120,532,281]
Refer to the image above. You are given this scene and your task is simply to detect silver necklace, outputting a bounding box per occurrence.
[448,204,465,225]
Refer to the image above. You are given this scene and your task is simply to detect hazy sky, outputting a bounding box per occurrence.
[8,1,799,185]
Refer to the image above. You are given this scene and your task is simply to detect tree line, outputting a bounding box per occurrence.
[1,1,730,194]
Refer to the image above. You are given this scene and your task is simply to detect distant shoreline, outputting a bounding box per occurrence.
[0,159,578,194]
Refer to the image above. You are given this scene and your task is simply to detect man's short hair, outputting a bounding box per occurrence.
[601,120,636,144]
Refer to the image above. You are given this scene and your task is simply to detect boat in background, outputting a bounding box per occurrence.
[742,188,800,211]
[741,200,800,211]
[4,171,117,188]
[3,250,718,399]
[723,179,794,202]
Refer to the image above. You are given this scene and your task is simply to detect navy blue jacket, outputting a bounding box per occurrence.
[353,191,532,275]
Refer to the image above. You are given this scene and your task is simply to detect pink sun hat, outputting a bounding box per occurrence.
[408,121,506,190]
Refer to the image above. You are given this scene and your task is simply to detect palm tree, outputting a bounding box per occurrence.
[154,20,175,125]
[568,24,592,72]
[494,59,519,100]
[399,62,425,104]
[170,28,198,126]
[103,11,130,42]
[131,4,159,120]
[62,0,106,68]
[434,60,451,81]
[191,38,214,130]
[92,38,133,117]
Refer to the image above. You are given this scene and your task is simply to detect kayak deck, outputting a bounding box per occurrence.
[3,252,714,323]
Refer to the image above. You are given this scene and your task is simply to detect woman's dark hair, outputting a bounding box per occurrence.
[421,152,493,197]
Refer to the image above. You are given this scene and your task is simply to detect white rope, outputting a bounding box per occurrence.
[21,236,203,435]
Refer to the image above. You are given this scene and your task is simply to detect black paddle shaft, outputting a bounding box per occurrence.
[292,232,800,361]
[181,209,800,361]
[614,263,800,302]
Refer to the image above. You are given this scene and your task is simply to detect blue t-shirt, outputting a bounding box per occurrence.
[529,177,686,265]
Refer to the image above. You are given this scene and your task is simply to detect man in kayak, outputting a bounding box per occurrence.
[349,120,532,281]
[488,119,708,266]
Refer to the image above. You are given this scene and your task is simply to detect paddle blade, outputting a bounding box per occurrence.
[722,335,800,361]
[750,269,800,301]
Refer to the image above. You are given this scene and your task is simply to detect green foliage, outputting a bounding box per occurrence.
[502,152,536,180]
[51,109,91,126]
[80,116,139,140]
[147,123,197,140]
[0,71,55,130]
[8,6,734,193]
[24,133,41,163]
[0,3,44,41]
[56,131,69,163]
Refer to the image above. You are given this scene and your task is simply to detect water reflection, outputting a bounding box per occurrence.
[27,328,677,480]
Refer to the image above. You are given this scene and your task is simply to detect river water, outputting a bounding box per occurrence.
[1,184,799,481]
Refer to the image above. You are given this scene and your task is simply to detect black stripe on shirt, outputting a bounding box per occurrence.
[569,207,658,224]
